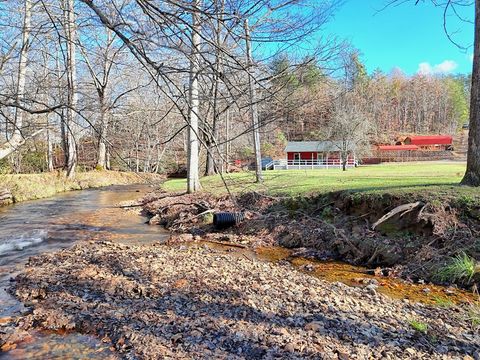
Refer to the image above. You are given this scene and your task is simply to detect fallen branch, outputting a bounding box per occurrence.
[371,202,424,230]
[118,202,144,208]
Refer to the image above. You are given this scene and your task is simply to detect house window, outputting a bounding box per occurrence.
[294,153,301,164]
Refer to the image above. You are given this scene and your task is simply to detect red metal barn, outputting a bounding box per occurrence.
[404,135,453,150]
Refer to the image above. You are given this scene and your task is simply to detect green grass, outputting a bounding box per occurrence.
[467,305,480,329]
[164,162,477,198]
[433,296,455,308]
[409,319,428,334]
[436,253,479,285]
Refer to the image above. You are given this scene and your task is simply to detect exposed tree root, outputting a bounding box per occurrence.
[371,202,424,230]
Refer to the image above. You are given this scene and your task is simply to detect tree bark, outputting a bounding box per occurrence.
[64,0,78,179]
[47,125,54,172]
[0,0,32,161]
[187,0,202,193]
[205,0,224,176]
[461,0,480,186]
[97,95,108,169]
[244,19,263,183]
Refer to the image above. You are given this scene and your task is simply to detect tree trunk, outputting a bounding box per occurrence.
[244,19,263,183]
[0,0,32,161]
[106,148,111,170]
[97,96,108,169]
[224,108,230,173]
[47,126,54,172]
[187,0,202,193]
[64,0,78,179]
[205,0,224,176]
[461,0,480,186]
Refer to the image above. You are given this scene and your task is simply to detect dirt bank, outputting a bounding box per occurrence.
[2,241,479,359]
[0,171,163,206]
[142,190,480,289]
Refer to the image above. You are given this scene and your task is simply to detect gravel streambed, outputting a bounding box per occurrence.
[2,240,479,359]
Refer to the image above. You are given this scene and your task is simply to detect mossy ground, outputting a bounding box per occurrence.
[0,170,162,205]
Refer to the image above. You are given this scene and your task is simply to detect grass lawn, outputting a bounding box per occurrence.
[163,162,479,199]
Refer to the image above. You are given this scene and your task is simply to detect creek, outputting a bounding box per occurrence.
[0,185,476,358]
[0,185,168,359]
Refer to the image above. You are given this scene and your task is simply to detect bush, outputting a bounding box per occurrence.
[239,146,253,160]
[21,151,47,173]
[0,158,12,174]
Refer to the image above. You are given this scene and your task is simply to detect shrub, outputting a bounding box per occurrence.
[0,158,11,174]
[261,142,274,157]
[239,146,253,160]
[436,253,478,285]
[21,151,47,173]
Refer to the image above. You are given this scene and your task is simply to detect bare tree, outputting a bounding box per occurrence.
[244,18,263,183]
[63,0,78,178]
[0,0,33,160]
[187,0,202,193]
[328,95,373,171]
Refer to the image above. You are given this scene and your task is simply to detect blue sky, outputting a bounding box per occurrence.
[324,1,474,75]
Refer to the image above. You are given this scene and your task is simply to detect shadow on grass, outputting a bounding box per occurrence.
[263,182,462,197]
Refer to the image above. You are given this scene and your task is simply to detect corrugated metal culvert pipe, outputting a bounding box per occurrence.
[213,212,245,230]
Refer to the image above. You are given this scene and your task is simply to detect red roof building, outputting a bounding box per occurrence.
[404,135,453,146]
[377,145,419,151]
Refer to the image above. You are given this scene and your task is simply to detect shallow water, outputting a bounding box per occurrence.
[0,184,168,359]
[189,242,478,306]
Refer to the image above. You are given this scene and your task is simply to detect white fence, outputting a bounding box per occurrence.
[266,159,357,170]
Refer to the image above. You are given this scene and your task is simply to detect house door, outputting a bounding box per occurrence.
[317,153,324,165]
[294,153,300,165]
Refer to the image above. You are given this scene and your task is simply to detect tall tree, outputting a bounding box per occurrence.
[390,0,478,185]
[462,0,480,186]
[244,18,263,183]
[187,0,202,193]
[0,0,33,160]
[63,0,78,178]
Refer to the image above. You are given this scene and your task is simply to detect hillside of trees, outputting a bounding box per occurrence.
[0,1,473,179]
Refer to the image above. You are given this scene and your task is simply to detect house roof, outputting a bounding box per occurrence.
[404,135,453,146]
[285,141,355,153]
[377,145,419,151]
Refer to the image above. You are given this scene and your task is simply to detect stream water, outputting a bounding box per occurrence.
[0,184,168,359]
[0,185,477,359]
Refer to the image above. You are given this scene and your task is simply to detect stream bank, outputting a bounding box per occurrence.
[142,189,480,291]
[0,170,162,207]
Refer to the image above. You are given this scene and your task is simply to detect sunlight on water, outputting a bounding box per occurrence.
[0,230,47,256]
[0,185,168,359]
